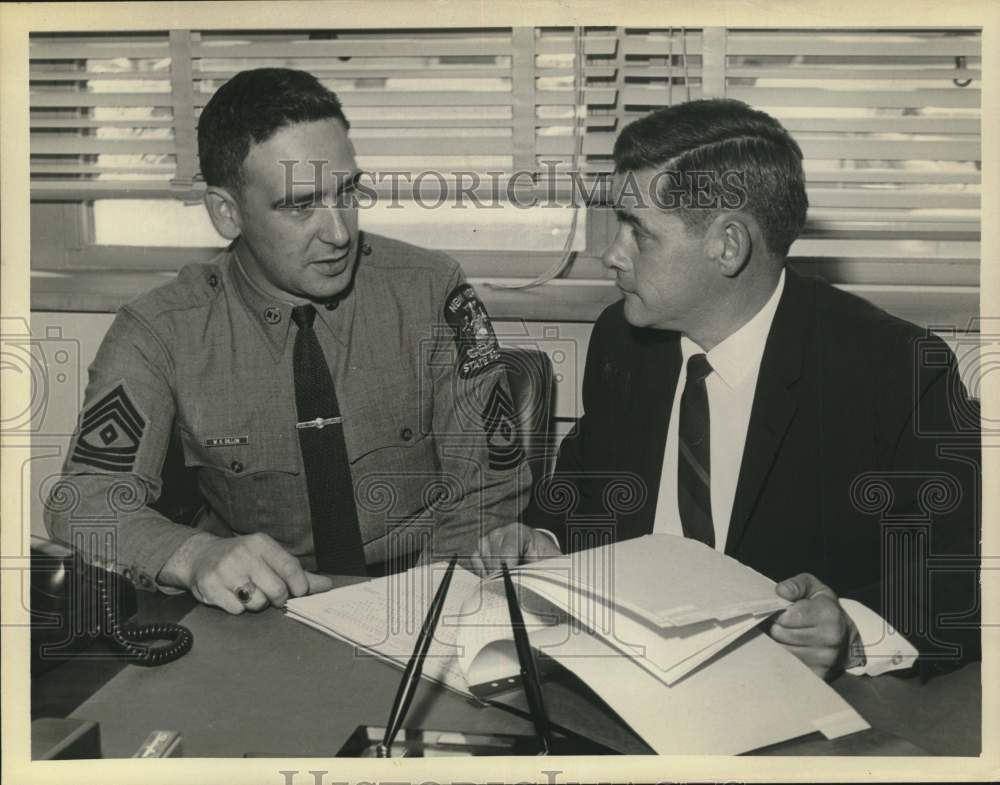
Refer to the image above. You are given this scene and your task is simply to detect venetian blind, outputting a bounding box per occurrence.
[29,27,980,327]
[29,28,607,201]
[572,27,981,327]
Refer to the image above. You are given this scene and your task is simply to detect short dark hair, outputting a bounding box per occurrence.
[197,67,350,193]
[613,99,808,257]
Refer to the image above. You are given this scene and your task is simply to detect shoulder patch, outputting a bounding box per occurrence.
[71,383,146,472]
[443,284,502,379]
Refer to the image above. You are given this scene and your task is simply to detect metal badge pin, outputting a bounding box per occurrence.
[296,416,344,430]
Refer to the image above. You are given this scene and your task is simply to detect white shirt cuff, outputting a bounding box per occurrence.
[839,598,919,676]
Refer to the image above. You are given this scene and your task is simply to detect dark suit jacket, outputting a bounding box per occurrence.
[526,269,980,675]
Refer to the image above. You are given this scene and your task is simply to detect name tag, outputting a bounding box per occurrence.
[204,435,249,447]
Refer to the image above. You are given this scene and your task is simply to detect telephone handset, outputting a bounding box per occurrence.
[31,536,193,673]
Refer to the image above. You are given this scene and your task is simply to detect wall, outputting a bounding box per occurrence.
[23,312,115,538]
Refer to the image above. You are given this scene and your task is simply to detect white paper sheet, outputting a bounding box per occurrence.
[544,627,869,754]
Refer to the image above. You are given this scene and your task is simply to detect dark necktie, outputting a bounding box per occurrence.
[291,304,367,576]
[678,353,715,548]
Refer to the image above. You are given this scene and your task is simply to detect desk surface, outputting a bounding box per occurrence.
[34,591,981,758]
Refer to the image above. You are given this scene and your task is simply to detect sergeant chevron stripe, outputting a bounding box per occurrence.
[71,383,146,472]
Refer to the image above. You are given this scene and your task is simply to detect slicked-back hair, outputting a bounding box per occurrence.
[198,67,350,194]
[613,99,808,257]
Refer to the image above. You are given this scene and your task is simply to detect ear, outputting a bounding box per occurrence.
[203,186,243,241]
[706,214,752,278]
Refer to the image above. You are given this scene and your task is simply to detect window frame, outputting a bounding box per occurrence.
[29,26,982,330]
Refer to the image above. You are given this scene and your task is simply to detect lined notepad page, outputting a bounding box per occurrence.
[286,563,482,695]
[286,563,558,696]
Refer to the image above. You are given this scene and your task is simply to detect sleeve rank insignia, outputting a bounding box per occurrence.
[483,380,524,471]
[71,383,146,472]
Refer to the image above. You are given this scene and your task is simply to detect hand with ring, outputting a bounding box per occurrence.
[157,532,334,614]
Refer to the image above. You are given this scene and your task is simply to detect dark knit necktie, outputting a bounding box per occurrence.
[291,304,367,576]
[678,353,715,548]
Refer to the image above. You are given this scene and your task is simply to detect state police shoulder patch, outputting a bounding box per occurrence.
[443,284,502,379]
[71,382,146,472]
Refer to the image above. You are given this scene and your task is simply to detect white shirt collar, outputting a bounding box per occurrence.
[680,269,786,390]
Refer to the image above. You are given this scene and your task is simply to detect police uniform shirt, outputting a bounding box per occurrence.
[46,233,528,591]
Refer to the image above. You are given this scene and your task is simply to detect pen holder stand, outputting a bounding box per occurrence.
[336,725,619,757]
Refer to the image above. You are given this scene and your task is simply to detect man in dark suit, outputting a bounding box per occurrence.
[526,99,980,681]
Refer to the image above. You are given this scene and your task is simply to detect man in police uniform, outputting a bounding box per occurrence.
[46,68,557,614]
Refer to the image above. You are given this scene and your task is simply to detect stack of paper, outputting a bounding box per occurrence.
[285,534,870,754]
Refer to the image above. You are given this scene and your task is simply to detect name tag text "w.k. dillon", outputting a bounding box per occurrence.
[204,436,249,447]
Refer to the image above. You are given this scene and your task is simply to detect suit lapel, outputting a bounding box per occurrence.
[630,330,681,538]
[724,270,810,556]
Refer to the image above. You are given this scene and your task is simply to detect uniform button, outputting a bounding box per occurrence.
[230,460,244,473]
[892,653,903,666]
[208,273,219,288]
[400,427,413,441]
[123,567,134,581]
[264,306,281,324]
[361,242,373,256]
[324,301,337,311]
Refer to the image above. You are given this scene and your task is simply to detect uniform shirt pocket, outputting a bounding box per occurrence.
[344,378,444,540]
[178,412,302,537]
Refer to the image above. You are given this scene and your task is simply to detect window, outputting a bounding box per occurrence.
[30,27,981,328]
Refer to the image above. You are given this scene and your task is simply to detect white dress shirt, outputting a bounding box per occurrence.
[652,270,917,676]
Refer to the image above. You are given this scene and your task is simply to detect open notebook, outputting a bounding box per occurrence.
[285,534,869,754]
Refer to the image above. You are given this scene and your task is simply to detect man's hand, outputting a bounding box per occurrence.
[768,572,857,681]
[158,532,334,614]
[468,522,562,577]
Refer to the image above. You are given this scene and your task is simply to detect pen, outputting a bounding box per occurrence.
[376,554,458,757]
[501,560,553,755]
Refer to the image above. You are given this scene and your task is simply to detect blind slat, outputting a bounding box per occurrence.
[348,117,513,128]
[30,92,175,108]
[779,117,980,134]
[724,33,980,57]
[796,139,979,161]
[807,208,977,223]
[724,66,981,81]
[31,163,174,174]
[789,238,978,258]
[31,137,176,155]
[724,86,980,109]
[193,90,520,108]
[354,137,513,155]
[803,221,979,239]
[30,118,175,129]
[32,181,186,199]
[802,167,980,184]
[191,39,516,58]
[30,70,174,82]
[569,133,980,161]
[29,42,171,59]
[807,189,979,210]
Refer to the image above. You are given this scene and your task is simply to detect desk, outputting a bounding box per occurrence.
[33,590,981,758]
